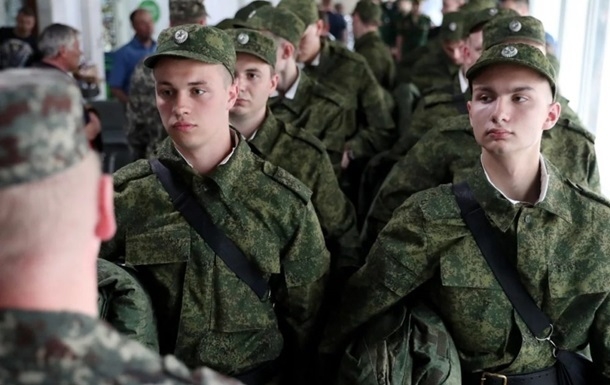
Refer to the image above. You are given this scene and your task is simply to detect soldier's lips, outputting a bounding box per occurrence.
[235,99,249,106]
[486,128,511,140]
[172,123,196,132]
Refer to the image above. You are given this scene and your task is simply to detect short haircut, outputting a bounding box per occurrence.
[38,23,79,58]
[18,6,36,17]
[130,8,149,24]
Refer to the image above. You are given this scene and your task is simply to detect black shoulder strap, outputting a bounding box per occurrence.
[149,159,270,300]
[451,181,552,339]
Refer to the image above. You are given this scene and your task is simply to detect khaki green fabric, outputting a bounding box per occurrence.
[234,0,271,21]
[227,28,277,68]
[246,5,306,49]
[353,0,382,25]
[363,114,600,246]
[464,7,518,35]
[439,12,464,42]
[98,259,159,352]
[396,12,432,54]
[325,159,610,379]
[409,44,460,93]
[100,135,329,379]
[459,0,497,12]
[483,15,546,50]
[303,39,396,159]
[268,70,352,172]
[277,0,318,26]
[0,68,88,188]
[249,110,361,270]
[0,310,244,384]
[169,0,207,22]
[354,31,396,91]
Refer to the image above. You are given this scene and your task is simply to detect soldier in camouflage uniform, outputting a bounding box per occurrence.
[241,6,353,172]
[395,0,431,61]
[352,0,396,91]
[125,0,207,160]
[278,0,396,168]
[0,68,241,385]
[227,28,361,274]
[100,25,330,384]
[323,43,610,383]
[362,15,600,247]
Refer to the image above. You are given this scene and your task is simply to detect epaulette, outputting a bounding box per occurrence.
[262,161,312,204]
[312,82,349,109]
[556,118,596,144]
[113,159,153,188]
[423,92,456,109]
[438,114,471,133]
[283,122,326,155]
[565,179,610,208]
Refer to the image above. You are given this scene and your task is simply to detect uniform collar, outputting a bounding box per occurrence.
[248,109,283,158]
[466,159,572,232]
[458,68,469,94]
[156,130,254,201]
[354,31,380,50]
[268,71,315,116]
[270,67,301,100]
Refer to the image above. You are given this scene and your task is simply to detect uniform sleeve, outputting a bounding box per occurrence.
[346,63,396,158]
[273,200,330,378]
[320,196,440,354]
[586,145,601,193]
[588,293,610,382]
[362,131,454,249]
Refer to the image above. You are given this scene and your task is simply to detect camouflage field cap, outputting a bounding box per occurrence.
[216,18,238,30]
[248,6,306,48]
[278,0,319,26]
[144,25,236,80]
[234,0,272,21]
[353,0,382,25]
[0,69,89,188]
[440,12,465,41]
[483,15,546,50]
[169,0,207,21]
[464,7,518,35]
[459,0,497,12]
[227,28,277,68]
[466,43,557,99]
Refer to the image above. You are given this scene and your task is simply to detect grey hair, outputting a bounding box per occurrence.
[38,23,80,58]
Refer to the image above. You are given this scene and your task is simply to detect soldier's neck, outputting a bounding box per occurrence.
[174,126,233,175]
[481,150,542,204]
[278,63,299,93]
[230,108,267,140]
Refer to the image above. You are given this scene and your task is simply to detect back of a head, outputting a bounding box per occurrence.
[38,23,79,58]
[0,68,95,261]
[353,0,382,26]
[170,0,208,25]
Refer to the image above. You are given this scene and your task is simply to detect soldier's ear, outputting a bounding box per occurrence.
[543,101,561,131]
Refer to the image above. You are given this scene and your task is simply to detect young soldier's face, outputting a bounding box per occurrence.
[231,53,278,119]
[462,31,483,72]
[468,64,560,156]
[153,58,238,151]
[297,22,323,63]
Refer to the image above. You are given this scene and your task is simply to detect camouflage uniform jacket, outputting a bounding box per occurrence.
[303,39,396,158]
[99,135,330,377]
[354,31,396,91]
[98,258,159,351]
[249,110,361,270]
[324,160,610,379]
[0,309,243,385]
[125,60,167,160]
[396,12,432,55]
[409,46,460,94]
[363,114,600,245]
[268,70,351,170]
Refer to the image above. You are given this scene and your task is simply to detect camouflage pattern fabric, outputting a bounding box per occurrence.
[0,310,244,385]
[268,70,353,173]
[98,258,160,352]
[277,0,318,26]
[463,7,518,35]
[0,68,88,188]
[246,5,306,49]
[335,302,462,385]
[125,60,167,160]
[362,114,600,247]
[226,28,277,68]
[100,135,330,380]
[354,31,396,91]
[169,0,207,22]
[483,15,546,51]
[249,110,361,271]
[409,44,460,94]
[302,39,396,159]
[438,12,464,43]
[234,0,272,22]
[144,25,236,78]
[459,0,497,12]
[396,12,432,55]
[324,159,610,379]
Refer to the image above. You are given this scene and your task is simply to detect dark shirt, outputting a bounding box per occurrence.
[326,12,347,41]
[0,27,38,68]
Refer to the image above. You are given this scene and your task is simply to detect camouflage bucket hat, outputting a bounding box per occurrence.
[440,12,465,42]
[277,0,319,26]
[169,0,207,21]
[466,43,557,99]
[0,68,89,188]
[247,6,306,48]
[353,0,382,25]
[234,0,272,21]
[483,15,546,50]
[227,28,277,68]
[144,25,236,80]
[464,7,519,35]
[459,0,498,12]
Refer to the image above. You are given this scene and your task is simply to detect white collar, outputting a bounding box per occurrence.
[481,155,549,205]
[271,68,301,100]
[458,68,469,94]
[298,51,321,69]
[174,130,238,169]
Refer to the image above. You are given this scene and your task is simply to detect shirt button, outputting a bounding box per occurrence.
[524,214,532,224]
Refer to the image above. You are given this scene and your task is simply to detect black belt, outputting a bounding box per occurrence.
[464,365,558,385]
[234,359,281,385]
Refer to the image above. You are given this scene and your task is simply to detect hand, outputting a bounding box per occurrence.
[341,149,351,170]
[84,111,101,141]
